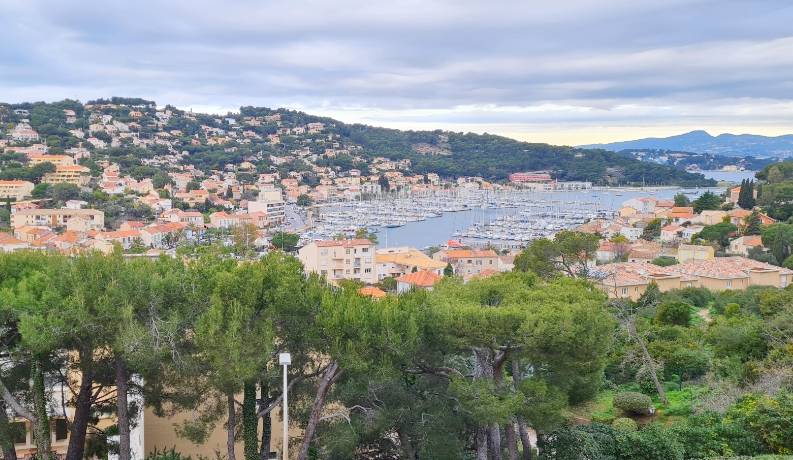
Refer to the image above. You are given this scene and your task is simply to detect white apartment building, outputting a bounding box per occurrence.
[298,239,377,284]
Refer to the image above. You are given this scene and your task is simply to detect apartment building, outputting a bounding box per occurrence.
[248,186,285,224]
[0,180,34,200]
[28,154,76,167]
[43,165,91,186]
[11,208,105,230]
[298,239,377,284]
[433,248,500,277]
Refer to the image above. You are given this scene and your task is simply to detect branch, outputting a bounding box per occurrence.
[0,376,36,423]
[255,374,305,418]
[404,364,465,379]
[318,405,370,423]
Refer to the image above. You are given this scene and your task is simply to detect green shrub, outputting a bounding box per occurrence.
[613,391,654,415]
[612,417,638,432]
[655,301,692,326]
[636,363,665,395]
[146,448,192,460]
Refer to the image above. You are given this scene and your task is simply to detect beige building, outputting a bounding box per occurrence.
[11,208,104,230]
[433,249,501,277]
[728,235,764,256]
[676,244,714,263]
[375,247,446,280]
[43,165,91,186]
[593,257,792,300]
[29,154,76,167]
[298,239,377,284]
[0,180,34,200]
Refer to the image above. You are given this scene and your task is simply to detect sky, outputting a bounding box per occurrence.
[2,0,793,145]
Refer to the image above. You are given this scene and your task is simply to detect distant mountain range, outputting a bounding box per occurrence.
[580,130,793,158]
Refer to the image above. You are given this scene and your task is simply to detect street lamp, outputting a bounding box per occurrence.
[279,352,291,460]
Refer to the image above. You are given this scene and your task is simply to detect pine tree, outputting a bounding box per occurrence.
[738,179,756,210]
[744,210,763,235]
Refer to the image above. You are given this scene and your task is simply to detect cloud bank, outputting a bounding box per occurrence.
[2,0,793,144]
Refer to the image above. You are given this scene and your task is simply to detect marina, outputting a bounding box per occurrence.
[299,184,726,250]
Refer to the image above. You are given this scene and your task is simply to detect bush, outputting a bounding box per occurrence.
[636,363,665,395]
[655,301,692,326]
[614,391,654,415]
[612,417,638,432]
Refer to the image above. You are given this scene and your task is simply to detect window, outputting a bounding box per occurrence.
[621,288,628,296]
[11,422,26,445]
[362,247,368,253]
[345,248,350,255]
[727,280,733,289]
[364,268,372,273]
[54,419,68,441]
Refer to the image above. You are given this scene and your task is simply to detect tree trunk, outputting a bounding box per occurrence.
[243,382,258,460]
[115,360,131,460]
[259,380,271,460]
[31,360,52,460]
[227,393,238,460]
[504,421,519,460]
[297,361,340,460]
[517,422,533,460]
[475,427,488,460]
[65,350,93,460]
[396,427,416,460]
[511,359,533,460]
[627,319,668,405]
[0,401,18,460]
[489,424,502,460]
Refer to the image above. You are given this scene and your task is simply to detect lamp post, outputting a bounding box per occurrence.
[279,352,291,460]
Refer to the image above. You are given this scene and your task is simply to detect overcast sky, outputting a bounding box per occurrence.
[2,0,793,145]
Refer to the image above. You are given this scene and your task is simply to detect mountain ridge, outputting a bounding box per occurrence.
[580,130,793,158]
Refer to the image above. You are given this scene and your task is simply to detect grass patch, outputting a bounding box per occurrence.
[567,389,616,424]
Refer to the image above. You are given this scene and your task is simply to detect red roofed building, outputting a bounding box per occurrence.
[397,270,443,292]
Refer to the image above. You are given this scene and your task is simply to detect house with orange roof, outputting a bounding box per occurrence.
[669,206,695,223]
[14,226,54,243]
[396,270,443,293]
[660,224,684,243]
[95,229,143,250]
[0,232,29,252]
[159,209,204,227]
[728,235,764,257]
[432,248,501,277]
[375,247,446,280]
[140,222,188,248]
[298,239,377,284]
[358,286,387,299]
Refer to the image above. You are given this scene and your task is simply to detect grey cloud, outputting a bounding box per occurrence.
[1,0,793,142]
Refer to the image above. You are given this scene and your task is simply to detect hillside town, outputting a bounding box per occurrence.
[0,101,791,300]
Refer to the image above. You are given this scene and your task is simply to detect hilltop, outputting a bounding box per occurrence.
[0,98,713,186]
[580,130,793,158]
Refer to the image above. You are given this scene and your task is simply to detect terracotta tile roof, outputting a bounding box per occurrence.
[397,270,442,287]
[358,286,387,299]
[443,249,498,259]
[315,238,373,248]
[376,249,446,270]
[592,261,686,287]
[0,233,25,245]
